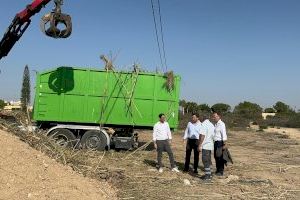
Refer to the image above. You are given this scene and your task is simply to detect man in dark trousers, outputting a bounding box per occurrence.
[183,113,202,174]
[212,111,228,176]
[153,113,179,173]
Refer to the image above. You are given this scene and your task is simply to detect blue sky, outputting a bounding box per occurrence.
[0,0,299,110]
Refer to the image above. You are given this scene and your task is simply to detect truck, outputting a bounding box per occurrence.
[33,66,181,150]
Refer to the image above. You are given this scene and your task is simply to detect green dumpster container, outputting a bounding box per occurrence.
[33,67,181,129]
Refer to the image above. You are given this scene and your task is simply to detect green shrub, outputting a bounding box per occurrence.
[0,99,6,109]
[259,125,268,130]
[263,113,300,128]
[264,107,275,113]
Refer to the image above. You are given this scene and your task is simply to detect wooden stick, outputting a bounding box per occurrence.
[123,140,152,160]
[93,151,106,172]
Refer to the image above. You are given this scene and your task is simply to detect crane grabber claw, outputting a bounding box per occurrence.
[40,0,72,38]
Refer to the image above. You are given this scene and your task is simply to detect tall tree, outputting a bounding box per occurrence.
[211,103,231,114]
[21,65,31,112]
[186,101,198,114]
[179,100,187,115]
[0,99,6,109]
[273,101,294,114]
[179,100,186,107]
[197,104,211,113]
[233,101,263,120]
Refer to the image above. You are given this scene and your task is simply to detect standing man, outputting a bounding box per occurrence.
[198,114,215,181]
[153,113,179,173]
[183,113,202,174]
[212,112,228,176]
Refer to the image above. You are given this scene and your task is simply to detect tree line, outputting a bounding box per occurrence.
[179,100,300,128]
[180,100,296,115]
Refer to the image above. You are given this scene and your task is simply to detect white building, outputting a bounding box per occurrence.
[262,112,276,120]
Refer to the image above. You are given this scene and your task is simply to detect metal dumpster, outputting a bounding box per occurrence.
[33,67,181,129]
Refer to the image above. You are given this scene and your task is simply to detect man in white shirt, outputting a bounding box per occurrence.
[212,111,228,176]
[183,113,202,174]
[198,113,215,181]
[153,113,179,173]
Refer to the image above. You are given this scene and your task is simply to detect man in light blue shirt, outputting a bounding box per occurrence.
[183,113,202,174]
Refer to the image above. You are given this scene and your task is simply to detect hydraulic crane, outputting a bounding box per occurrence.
[0,0,72,60]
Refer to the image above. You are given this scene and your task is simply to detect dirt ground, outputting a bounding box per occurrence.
[0,126,299,200]
[265,127,300,141]
[0,129,117,200]
[98,128,300,200]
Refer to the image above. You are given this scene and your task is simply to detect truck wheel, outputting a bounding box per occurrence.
[81,130,107,151]
[49,128,76,148]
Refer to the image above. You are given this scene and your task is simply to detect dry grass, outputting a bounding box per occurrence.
[0,113,299,200]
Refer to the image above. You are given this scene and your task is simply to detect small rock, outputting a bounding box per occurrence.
[228,175,239,181]
[28,193,32,198]
[183,179,191,186]
[219,175,239,184]
[42,160,49,168]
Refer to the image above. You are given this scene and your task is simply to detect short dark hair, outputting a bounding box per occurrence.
[192,113,200,118]
[158,113,165,118]
[213,111,222,117]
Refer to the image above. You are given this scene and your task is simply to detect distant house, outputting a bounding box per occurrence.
[3,101,22,111]
[262,112,276,120]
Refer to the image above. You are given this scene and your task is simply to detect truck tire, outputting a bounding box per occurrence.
[81,130,107,151]
[48,128,76,148]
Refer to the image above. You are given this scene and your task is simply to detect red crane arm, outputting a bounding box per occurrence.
[0,0,52,60]
[17,0,52,22]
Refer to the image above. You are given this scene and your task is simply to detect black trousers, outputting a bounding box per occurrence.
[214,141,225,173]
[156,140,176,168]
[184,139,199,171]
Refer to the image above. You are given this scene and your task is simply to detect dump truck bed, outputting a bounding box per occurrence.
[33,67,181,129]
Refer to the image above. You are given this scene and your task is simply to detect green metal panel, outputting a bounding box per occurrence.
[33,67,181,129]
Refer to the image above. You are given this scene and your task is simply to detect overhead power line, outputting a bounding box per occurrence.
[157,0,168,71]
[150,0,168,72]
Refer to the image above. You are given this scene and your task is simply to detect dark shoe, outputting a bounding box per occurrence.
[183,168,189,173]
[215,172,224,176]
[200,175,212,181]
[193,170,198,174]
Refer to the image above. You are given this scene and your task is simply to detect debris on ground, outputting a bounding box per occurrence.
[0,113,299,199]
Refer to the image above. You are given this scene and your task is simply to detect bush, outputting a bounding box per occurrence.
[178,113,192,130]
[179,112,255,130]
[264,108,275,113]
[263,113,300,128]
[222,113,252,129]
[259,125,268,130]
[0,99,6,109]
